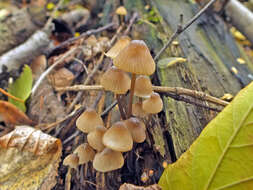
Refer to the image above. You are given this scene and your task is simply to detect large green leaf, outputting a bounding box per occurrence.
[159,81,253,190]
[8,65,33,112]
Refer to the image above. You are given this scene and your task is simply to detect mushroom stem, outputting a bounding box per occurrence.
[116,94,126,120]
[127,73,136,118]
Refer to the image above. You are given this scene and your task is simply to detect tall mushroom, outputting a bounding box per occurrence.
[113,40,155,118]
[105,36,131,59]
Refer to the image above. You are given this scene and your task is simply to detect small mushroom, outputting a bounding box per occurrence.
[105,36,131,59]
[76,108,104,133]
[87,126,107,151]
[100,66,131,94]
[103,121,133,152]
[132,102,147,118]
[93,148,124,172]
[114,40,155,117]
[124,117,146,143]
[142,92,163,114]
[73,143,95,164]
[63,153,79,169]
[134,75,153,98]
[115,6,127,24]
[100,66,131,119]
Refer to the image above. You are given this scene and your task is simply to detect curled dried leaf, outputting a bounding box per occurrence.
[0,125,62,190]
[0,100,35,126]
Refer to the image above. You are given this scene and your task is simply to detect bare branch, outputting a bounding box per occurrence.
[154,0,218,61]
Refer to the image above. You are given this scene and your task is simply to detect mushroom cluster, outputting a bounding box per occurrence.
[63,38,163,172]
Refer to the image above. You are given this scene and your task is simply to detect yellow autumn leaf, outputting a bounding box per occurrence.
[0,126,62,190]
[159,81,253,189]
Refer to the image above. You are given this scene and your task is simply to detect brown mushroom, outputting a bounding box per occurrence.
[114,40,155,117]
[93,148,124,172]
[87,126,107,151]
[76,108,104,133]
[102,121,133,152]
[63,153,79,169]
[134,75,153,98]
[115,6,127,24]
[105,36,131,59]
[124,117,146,143]
[100,66,130,119]
[132,102,147,118]
[142,92,163,114]
[73,143,95,164]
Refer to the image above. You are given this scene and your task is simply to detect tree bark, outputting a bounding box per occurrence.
[83,0,253,189]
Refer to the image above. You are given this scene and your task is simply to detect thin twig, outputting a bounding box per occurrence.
[123,12,138,35]
[152,86,229,106]
[31,47,78,96]
[66,54,104,113]
[164,93,222,112]
[48,22,115,55]
[101,100,117,117]
[55,84,229,106]
[154,0,218,61]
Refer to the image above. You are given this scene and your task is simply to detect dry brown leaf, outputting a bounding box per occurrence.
[0,100,35,126]
[119,183,161,190]
[0,125,62,190]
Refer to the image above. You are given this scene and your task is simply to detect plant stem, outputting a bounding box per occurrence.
[127,73,136,118]
[116,94,126,120]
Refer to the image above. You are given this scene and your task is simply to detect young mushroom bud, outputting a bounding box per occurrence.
[63,153,79,169]
[73,143,95,164]
[142,92,163,114]
[134,75,153,98]
[124,117,146,143]
[93,148,124,172]
[105,36,131,59]
[132,102,147,118]
[87,126,107,151]
[114,40,155,117]
[76,108,104,133]
[115,6,127,24]
[102,121,133,152]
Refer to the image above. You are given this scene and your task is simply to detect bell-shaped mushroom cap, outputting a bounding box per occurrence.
[132,102,147,118]
[63,153,79,169]
[105,36,131,59]
[73,143,95,164]
[93,148,124,172]
[76,108,104,133]
[115,6,127,15]
[103,121,133,152]
[113,40,155,75]
[124,117,146,143]
[142,92,163,114]
[87,126,107,151]
[100,66,131,94]
[134,75,153,98]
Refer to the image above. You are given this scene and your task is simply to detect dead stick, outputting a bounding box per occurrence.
[154,0,218,61]
[66,54,104,113]
[55,85,229,107]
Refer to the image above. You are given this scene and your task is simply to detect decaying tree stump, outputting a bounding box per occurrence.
[81,0,253,189]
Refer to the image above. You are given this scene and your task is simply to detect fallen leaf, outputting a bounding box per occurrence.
[157,57,187,69]
[0,125,62,190]
[8,65,33,112]
[0,100,35,126]
[159,81,253,189]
